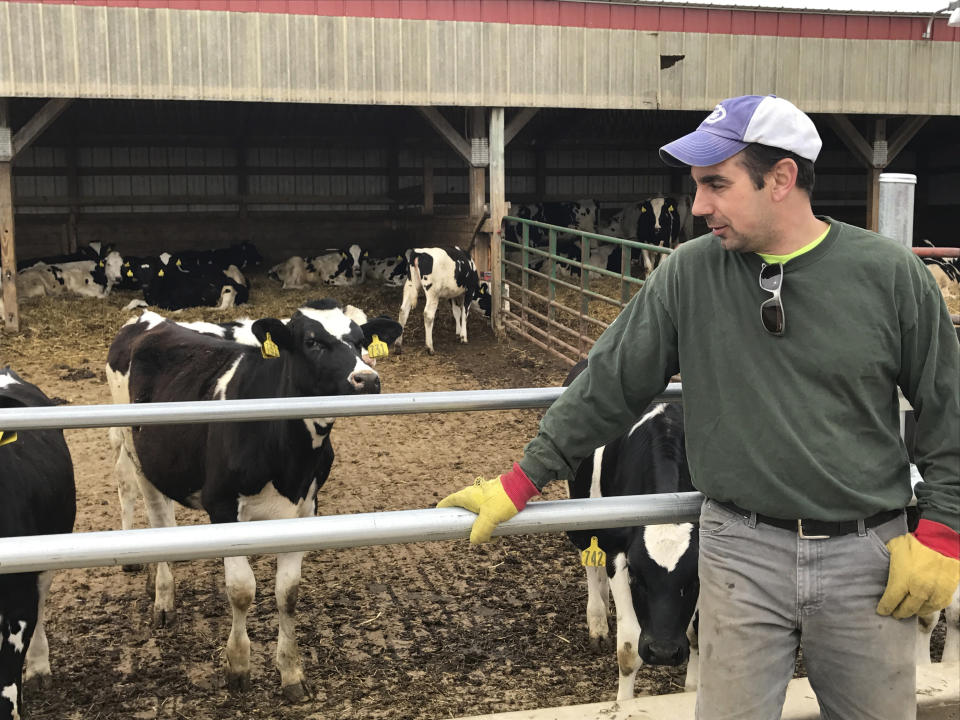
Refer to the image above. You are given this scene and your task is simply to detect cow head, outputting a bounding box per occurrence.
[251,299,388,396]
[628,523,699,666]
[472,282,493,318]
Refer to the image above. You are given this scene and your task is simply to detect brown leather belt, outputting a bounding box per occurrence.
[715,500,904,540]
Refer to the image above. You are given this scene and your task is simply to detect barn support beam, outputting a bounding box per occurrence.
[416,107,471,163]
[504,108,538,146]
[489,108,506,336]
[0,99,18,332]
[468,108,487,219]
[825,114,928,233]
[12,99,72,157]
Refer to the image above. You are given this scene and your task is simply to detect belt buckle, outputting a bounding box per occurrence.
[797,519,829,540]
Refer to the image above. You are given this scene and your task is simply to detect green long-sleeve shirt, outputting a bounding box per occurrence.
[518,219,960,531]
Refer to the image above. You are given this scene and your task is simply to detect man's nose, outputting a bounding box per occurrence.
[691,190,711,218]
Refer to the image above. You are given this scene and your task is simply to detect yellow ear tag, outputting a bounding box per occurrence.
[0,431,18,448]
[261,332,280,359]
[158,269,165,277]
[641,206,647,213]
[668,205,674,212]
[99,261,104,267]
[367,334,389,359]
[126,269,133,277]
[176,258,182,266]
[580,536,606,567]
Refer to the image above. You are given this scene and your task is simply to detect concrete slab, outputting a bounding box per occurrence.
[447,662,959,720]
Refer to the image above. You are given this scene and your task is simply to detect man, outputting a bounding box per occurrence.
[439,95,959,719]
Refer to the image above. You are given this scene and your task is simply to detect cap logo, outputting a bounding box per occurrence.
[704,104,726,124]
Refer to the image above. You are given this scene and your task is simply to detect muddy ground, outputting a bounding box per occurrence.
[1,271,949,720]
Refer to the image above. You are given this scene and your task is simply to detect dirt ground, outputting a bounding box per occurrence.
[0,271,949,720]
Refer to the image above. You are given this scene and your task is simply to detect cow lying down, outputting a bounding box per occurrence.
[106,301,401,701]
[563,359,699,701]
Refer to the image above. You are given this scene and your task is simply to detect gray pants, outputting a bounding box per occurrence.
[695,498,916,720]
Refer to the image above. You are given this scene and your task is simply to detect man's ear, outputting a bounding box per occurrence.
[252,319,294,352]
[769,158,798,201]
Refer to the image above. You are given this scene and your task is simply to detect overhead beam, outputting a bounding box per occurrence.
[12,98,72,158]
[826,114,874,168]
[887,116,929,165]
[504,108,539,146]
[416,107,471,164]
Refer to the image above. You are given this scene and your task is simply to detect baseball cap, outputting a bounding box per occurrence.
[659,95,822,167]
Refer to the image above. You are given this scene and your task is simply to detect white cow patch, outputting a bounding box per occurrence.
[1,683,19,720]
[643,523,694,573]
[138,310,167,330]
[628,404,666,437]
[303,418,333,450]
[5,620,26,653]
[299,307,354,339]
[213,356,244,400]
[237,478,318,521]
[590,446,605,498]
[0,374,21,390]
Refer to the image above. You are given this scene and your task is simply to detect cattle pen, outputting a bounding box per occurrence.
[0,382,956,719]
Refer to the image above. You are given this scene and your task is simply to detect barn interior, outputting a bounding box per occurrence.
[8,98,960,267]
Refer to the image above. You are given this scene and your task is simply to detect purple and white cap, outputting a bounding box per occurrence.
[659,95,822,167]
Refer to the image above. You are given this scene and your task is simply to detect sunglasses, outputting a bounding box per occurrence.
[759,262,785,336]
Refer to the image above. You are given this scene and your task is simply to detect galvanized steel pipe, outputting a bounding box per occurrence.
[0,493,705,574]
[0,384,684,431]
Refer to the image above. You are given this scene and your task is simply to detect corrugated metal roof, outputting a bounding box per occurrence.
[578,0,954,15]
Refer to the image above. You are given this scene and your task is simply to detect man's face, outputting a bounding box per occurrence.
[690,153,775,254]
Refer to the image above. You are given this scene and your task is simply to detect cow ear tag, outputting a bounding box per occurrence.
[668,205,674,212]
[158,269,165,277]
[580,536,606,567]
[0,431,18,448]
[261,332,280,359]
[176,258,182,266]
[126,269,133,277]
[367,334,388,359]
[640,206,647,213]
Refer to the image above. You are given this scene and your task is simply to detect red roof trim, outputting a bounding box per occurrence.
[5,0,958,41]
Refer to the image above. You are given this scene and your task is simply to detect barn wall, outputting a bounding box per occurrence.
[2,1,959,114]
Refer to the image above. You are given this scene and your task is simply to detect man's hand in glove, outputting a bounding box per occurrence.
[437,463,540,544]
[877,518,960,619]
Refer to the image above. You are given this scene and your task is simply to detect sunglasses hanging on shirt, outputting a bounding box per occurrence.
[759,262,785,336]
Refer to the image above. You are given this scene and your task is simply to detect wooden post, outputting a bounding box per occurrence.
[1,161,18,332]
[867,119,886,232]
[0,99,18,332]
[489,108,505,335]
[468,108,486,219]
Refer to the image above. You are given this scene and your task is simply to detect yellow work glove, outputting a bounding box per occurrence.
[877,519,960,619]
[437,463,540,544]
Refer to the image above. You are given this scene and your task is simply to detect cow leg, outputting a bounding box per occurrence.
[585,565,611,653]
[138,479,178,627]
[395,279,419,353]
[224,555,256,693]
[943,588,960,663]
[275,551,310,702]
[451,298,468,343]
[110,427,144,571]
[610,553,642,700]
[916,610,937,664]
[422,295,440,355]
[23,571,54,691]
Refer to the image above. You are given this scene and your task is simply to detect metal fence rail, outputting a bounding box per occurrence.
[0,384,688,574]
[0,493,704,575]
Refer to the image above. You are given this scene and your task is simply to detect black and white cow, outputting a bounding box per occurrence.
[18,242,124,289]
[363,254,408,287]
[171,242,262,273]
[396,247,491,355]
[137,263,249,311]
[504,201,599,273]
[0,369,76,720]
[563,359,699,700]
[105,301,400,701]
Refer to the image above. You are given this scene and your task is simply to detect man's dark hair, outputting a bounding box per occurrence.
[738,143,815,197]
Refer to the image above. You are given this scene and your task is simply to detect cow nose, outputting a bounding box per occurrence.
[639,640,688,666]
[349,370,380,393]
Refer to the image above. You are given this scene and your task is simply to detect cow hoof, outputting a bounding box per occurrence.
[589,635,612,654]
[23,671,52,693]
[282,680,312,703]
[122,563,144,573]
[227,670,251,694]
[152,607,176,628]
[426,348,435,355]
